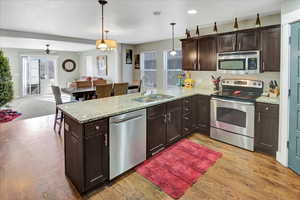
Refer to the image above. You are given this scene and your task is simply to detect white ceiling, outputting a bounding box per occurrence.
[0,0,282,48]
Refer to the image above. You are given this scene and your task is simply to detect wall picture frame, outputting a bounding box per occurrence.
[126,49,133,64]
[96,55,108,76]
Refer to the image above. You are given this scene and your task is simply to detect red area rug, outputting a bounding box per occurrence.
[136,139,222,199]
[0,109,22,123]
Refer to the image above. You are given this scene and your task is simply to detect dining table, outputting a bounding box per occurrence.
[61,84,139,100]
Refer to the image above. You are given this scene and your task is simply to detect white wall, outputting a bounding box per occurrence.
[277,0,300,167]
[79,47,121,83]
[1,48,80,98]
[135,14,281,89]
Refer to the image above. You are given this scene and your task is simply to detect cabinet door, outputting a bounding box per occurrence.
[255,103,279,157]
[182,39,198,70]
[147,104,167,157]
[261,26,281,72]
[237,30,259,51]
[197,95,211,135]
[84,128,108,190]
[217,33,236,52]
[166,100,182,144]
[198,36,217,71]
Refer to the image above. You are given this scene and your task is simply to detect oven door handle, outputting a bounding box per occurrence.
[211,97,254,105]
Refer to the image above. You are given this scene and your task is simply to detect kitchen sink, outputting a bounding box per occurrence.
[133,94,174,103]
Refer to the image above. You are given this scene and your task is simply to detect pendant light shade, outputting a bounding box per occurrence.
[255,13,261,27]
[213,22,218,33]
[96,0,117,51]
[170,22,177,56]
[233,17,239,31]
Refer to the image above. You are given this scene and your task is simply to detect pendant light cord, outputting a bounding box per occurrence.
[172,25,175,51]
[101,2,104,42]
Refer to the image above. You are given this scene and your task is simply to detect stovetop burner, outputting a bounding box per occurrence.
[212,79,264,102]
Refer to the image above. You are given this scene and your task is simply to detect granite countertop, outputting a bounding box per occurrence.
[256,96,280,105]
[58,87,215,123]
[58,87,280,123]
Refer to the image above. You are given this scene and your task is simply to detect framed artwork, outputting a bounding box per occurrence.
[134,54,140,69]
[126,49,133,64]
[96,55,108,76]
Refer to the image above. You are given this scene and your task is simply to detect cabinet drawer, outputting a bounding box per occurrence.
[64,116,83,140]
[182,113,192,135]
[147,104,166,118]
[256,103,279,114]
[84,119,108,138]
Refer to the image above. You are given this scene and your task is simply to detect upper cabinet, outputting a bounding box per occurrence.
[181,39,198,71]
[198,36,217,71]
[181,25,281,72]
[237,30,259,51]
[217,33,236,52]
[261,25,281,72]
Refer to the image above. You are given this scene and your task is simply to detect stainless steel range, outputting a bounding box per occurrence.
[210,79,263,151]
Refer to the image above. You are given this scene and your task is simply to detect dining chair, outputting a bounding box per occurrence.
[76,80,92,88]
[132,80,142,92]
[96,84,113,98]
[93,79,107,86]
[51,85,64,134]
[113,83,129,96]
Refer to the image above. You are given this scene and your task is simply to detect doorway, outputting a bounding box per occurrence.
[289,21,300,175]
[22,56,57,96]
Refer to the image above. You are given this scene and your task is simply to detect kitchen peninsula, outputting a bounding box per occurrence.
[58,87,279,194]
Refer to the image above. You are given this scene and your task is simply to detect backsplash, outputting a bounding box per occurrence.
[189,71,280,92]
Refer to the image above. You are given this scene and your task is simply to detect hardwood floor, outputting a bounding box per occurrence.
[0,115,299,200]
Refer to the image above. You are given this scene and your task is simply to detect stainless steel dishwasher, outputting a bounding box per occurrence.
[109,109,146,180]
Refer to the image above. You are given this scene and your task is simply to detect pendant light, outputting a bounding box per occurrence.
[233,17,239,31]
[255,13,261,27]
[213,22,218,33]
[45,44,50,54]
[170,22,177,56]
[105,30,117,51]
[96,0,117,50]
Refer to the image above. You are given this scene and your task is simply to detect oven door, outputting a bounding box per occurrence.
[210,98,255,137]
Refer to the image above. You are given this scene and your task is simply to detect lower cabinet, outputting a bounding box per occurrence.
[196,95,211,135]
[147,99,182,157]
[183,95,211,136]
[255,102,279,157]
[64,115,109,193]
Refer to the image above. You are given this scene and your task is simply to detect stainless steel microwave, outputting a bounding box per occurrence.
[217,51,260,74]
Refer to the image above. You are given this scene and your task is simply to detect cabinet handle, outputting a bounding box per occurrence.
[163,114,167,124]
[258,112,261,122]
[95,126,100,130]
[263,62,265,71]
[104,133,108,146]
[265,107,269,111]
[184,128,189,131]
[239,42,241,50]
[184,116,190,120]
[168,113,171,122]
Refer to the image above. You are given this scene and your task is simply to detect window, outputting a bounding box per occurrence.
[164,50,182,88]
[141,52,157,88]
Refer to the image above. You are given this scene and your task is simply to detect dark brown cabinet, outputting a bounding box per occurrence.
[64,116,109,193]
[255,103,279,157]
[182,97,193,136]
[147,104,167,157]
[217,33,236,52]
[166,100,182,144]
[196,95,211,135]
[237,30,259,51]
[181,39,198,70]
[261,25,281,72]
[147,99,182,157]
[198,36,217,71]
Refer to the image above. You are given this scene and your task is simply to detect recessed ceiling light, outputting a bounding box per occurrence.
[153,11,161,16]
[187,9,197,15]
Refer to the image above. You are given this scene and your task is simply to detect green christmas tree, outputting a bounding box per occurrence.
[0,50,13,107]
